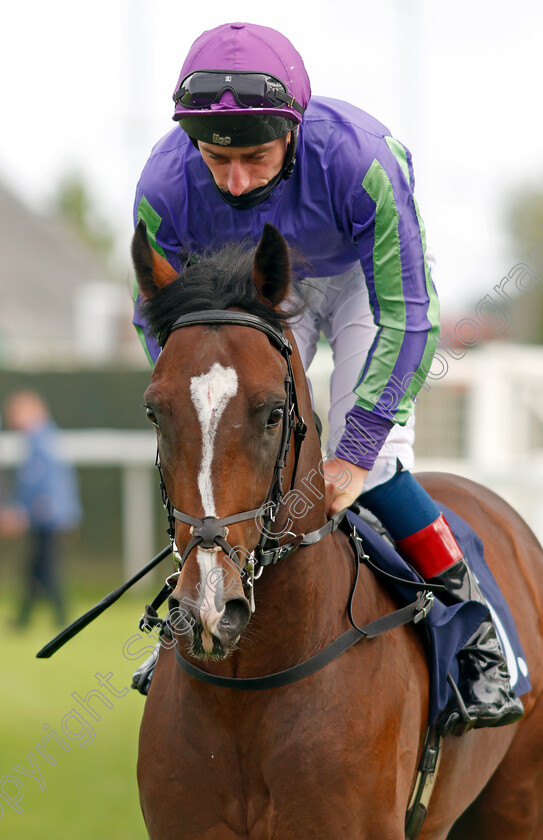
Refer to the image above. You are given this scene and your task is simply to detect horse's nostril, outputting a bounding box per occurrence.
[221,598,251,636]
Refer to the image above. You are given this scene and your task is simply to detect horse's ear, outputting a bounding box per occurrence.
[253,223,291,307]
[131,219,178,299]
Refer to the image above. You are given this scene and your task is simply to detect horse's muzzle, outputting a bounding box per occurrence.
[168,591,251,659]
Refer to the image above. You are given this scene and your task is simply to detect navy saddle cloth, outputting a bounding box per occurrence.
[346,505,531,723]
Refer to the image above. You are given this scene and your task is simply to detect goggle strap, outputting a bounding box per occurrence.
[271,90,305,116]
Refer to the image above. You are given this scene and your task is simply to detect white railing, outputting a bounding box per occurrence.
[2,342,543,577]
[0,429,158,579]
[308,341,543,546]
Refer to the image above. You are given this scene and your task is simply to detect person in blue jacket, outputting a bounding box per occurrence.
[1,392,81,627]
[131,21,522,734]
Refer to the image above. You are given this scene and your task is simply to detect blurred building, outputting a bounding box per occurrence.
[0,177,158,584]
[0,178,141,366]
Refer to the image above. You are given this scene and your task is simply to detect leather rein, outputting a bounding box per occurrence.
[35,307,435,673]
[151,308,435,689]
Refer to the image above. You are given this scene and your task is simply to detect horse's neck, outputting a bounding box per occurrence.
[237,329,358,663]
[235,527,356,674]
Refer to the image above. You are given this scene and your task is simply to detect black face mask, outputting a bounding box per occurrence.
[209,132,297,210]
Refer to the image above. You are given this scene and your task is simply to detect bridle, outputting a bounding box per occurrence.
[35,305,436,701]
[155,309,342,592]
[151,306,435,697]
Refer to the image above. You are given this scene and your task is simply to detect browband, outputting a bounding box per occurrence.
[165,310,292,354]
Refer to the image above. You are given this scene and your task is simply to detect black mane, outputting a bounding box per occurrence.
[140,241,302,347]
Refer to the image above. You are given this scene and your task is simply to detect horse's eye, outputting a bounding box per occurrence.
[146,406,159,428]
[266,407,284,428]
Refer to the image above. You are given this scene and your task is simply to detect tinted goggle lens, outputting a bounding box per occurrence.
[175,72,288,109]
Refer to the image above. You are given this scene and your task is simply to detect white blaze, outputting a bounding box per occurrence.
[190,362,238,648]
[190,362,238,517]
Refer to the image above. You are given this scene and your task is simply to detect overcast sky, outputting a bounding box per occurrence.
[1,0,541,313]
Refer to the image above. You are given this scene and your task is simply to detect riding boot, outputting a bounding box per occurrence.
[397,514,524,736]
[131,642,160,696]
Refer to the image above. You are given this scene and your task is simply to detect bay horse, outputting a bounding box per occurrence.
[131,220,543,840]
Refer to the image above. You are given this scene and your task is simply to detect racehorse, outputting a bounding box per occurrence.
[131,220,543,839]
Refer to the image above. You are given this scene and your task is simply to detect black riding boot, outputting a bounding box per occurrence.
[432,559,524,736]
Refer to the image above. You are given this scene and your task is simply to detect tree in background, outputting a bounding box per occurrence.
[52,170,119,274]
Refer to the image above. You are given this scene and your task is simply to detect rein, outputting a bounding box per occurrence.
[153,308,436,687]
[173,591,432,689]
[36,307,436,682]
[170,521,434,689]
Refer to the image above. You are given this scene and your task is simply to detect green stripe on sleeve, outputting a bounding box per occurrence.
[133,323,154,367]
[385,136,412,187]
[132,196,167,303]
[406,201,440,409]
[385,136,441,419]
[353,159,407,411]
[133,195,167,367]
[136,196,167,256]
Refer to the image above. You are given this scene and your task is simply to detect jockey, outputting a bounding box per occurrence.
[132,22,523,735]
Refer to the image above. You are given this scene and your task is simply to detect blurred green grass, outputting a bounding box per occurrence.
[0,581,160,839]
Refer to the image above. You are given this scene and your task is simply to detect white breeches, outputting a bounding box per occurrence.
[290,264,415,492]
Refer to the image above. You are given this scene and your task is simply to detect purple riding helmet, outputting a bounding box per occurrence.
[172,22,312,208]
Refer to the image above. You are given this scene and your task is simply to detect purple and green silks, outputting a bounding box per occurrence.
[133,96,439,468]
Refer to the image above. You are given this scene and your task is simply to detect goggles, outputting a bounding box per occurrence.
[173,70,305,117]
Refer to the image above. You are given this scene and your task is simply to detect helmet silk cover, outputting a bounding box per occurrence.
[173,23,311,208]
[173,22,311,134]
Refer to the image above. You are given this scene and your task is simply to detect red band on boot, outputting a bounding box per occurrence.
[396,514,464,579]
